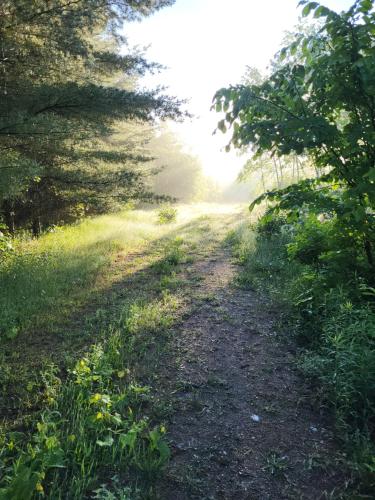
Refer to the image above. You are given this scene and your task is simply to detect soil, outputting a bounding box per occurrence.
[156,244,343,500]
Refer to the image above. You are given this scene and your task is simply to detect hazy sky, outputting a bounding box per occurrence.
[123,0,354,184]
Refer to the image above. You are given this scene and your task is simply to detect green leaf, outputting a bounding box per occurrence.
[119,431,137,450]
[302,2,319,17]
[314,5,331,18]
[217,119,227,133]
[96,435,114,447]
[359,0,372,13]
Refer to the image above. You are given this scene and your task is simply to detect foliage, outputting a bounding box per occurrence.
[231,216,375,492]
[214,0,375,266]
[0,208,176,340]
[0,317,172,499]
[0,0,182,233]
[0,215,193,498]
[157,205,178,224]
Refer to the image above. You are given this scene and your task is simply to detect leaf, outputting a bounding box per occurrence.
[119,431,137,450]
[302,2,319,17]
[96,435,114,447]
[359,0,372,13]
[314,5,331,18]
[217,119,227,133]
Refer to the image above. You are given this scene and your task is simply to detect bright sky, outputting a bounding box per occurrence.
[123,0,353,185]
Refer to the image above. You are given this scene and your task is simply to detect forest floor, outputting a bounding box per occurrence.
[1,205,345,498]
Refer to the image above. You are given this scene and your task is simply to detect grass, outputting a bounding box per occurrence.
[0,204,240,340]
[0,203,243,499]
[0,209,166,339]
[230,216,375,494]
[0,295,176,499]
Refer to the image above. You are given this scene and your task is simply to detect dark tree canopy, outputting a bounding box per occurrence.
[0,0,182,233]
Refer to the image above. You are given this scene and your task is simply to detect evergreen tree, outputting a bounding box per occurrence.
[0,0,182,233]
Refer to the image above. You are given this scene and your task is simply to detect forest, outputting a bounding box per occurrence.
[0,0,374,498]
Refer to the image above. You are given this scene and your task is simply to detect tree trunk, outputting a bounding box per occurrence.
[32,217,42,237]
[364,238,374,267]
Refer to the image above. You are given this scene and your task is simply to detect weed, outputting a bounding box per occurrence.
[157,205,178,224]
[231,214,375,492]
[263,451,289,476]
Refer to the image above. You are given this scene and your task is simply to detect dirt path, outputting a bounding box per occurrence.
[156,243,342,499]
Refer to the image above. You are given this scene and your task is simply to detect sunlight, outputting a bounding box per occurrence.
[124,0,353,185]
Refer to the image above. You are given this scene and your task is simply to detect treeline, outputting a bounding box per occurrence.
[149,127,219,202]
[0,0,190,235]
[216,0,375,491]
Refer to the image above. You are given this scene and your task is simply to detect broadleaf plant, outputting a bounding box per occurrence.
[213,0,375,266]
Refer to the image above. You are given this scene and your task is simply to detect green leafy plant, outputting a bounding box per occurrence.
[214,0,375,268]
[157,205,178,224]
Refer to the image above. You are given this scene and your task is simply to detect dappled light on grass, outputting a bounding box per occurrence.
[0,204,244,339]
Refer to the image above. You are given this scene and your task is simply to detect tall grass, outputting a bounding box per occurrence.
[0,204,242,339]
[230,216,375,493]
[0,209,173,339]
[0,244,183,498]
[0,204,243,497]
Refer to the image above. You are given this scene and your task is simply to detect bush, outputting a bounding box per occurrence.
[231,212,375,490]
[287,215,331,264]
[257,211,288,238]
[157,205,177,224]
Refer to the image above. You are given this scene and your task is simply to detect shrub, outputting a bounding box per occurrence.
[287,215,331,265]
[157,205,177,224]
[257,210,288,238]
[231,212,375,490]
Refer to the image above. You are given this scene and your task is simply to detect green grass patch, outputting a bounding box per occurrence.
[230,215,375,493]
[0,209,173,339]
[0,204,243,498]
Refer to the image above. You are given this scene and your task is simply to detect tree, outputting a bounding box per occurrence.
[0,0,182,233]
[148,128,207,202]
[213,0,375,265]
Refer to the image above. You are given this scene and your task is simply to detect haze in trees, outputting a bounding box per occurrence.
[0,0,183,234]
[214,0,375,266]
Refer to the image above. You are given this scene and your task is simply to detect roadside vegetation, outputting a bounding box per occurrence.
[216,0,375,493]
[231,211,375,493]
[0,207,177,340]
[0,204,240,498]
[2,0,375,497]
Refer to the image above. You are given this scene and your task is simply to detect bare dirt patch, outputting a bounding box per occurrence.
[157,246,343,499]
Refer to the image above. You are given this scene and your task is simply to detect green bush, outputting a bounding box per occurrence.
[231,213,375,490]
[287,215,331,264]
[257,210,288,238]
[157,205,177,224]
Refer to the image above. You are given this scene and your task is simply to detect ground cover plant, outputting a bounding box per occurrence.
[0,204,240,498]
[214,1,375,493]
[0,208,175,340]
[230,211,375,493]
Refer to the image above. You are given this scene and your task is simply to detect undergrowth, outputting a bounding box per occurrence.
[230,211,375,493]
[0,206,240,498]
[0,209,172,340]
[0,294,180,499]
[0,231,186,499]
